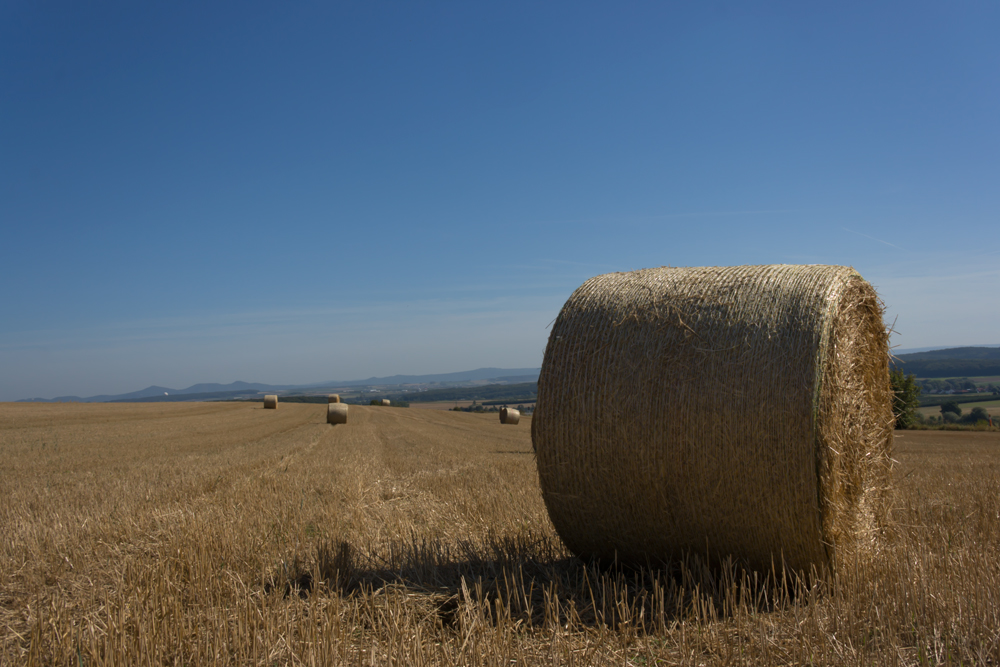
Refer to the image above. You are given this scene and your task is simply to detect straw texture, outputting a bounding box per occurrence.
[381,399,391,406]
[500,407,521,425]
[327,403,349,424]
[328,394,341,404]
[531,265,892,573]
[263,395,278,410]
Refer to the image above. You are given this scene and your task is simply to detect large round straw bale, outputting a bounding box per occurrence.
[499,407,521,425]
[532,265,892,573]
[263,395,278,409]
[381,399,391,406]
[328,394,341,403]
[327,403,349,424]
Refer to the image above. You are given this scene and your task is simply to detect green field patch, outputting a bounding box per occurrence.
[271,395,329,404]
[918,392,998,407]
[919,399,1000,420]
[956,399,1000,409]
[399,382,537,403]
[481,398,537,407]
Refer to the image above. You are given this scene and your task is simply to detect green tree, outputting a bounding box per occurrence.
[890,369,922,429]
[963,407,990,424]
[940,401,962,417]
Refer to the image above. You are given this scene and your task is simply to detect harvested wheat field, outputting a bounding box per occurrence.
[2,403,1000,665]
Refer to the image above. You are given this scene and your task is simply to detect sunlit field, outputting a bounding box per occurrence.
[2,402,999,665]
[919,400,1000,419]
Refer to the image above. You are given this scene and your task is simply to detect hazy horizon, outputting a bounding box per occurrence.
[15,345,1000,403]
[18,366,544,402]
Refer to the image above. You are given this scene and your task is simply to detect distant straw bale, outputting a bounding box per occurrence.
[499,407,520,425]
[328,394,340,404]
[381,399,391,406]
[531,264,892,573]
[263,395,278,410]
[327,403,348,424]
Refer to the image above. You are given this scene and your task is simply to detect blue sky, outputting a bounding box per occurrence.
[2,2,998,400]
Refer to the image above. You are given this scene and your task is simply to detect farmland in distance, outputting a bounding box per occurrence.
[2,403,1000,664]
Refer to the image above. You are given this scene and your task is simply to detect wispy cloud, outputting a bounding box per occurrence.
[842,227,904,251]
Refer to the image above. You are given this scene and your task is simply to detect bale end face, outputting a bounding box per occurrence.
[327,403,349,424]
[263,395,278,409]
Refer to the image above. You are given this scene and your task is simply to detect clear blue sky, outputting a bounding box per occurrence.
[2,2,998,400]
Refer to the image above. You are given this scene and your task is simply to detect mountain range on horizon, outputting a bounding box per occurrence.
[16,345,1000,403]
[892,344,1000,355]
[890,346,1000,379]
[16,367,542,403]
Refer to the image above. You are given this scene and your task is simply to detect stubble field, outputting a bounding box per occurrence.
[2,402,999,665]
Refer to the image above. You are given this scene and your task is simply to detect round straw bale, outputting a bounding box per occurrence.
[499,407,521,425]
[327,403,349,424]
[263,395,278,410]
[381,398,391,406]
[328,394,340,403]
[531,265,892,573]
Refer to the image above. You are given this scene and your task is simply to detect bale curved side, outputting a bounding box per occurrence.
[263,395,278,410]
[328,394,341,404]
[531,264,891,573]
[327,403,349,424]
[500,407,521,425]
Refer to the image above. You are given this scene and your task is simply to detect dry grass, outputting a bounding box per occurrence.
[2,402,999,665]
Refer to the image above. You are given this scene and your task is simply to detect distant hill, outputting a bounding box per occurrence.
[108,390,267,403]
[18,381,294,403]
[891,346,1000,378]
[391,382,538,403]
[173,381,280,394]
[18,385,176,403]
[893,344,1000,355]
[317,367,540,387]
[895,346,1000,361]
[16,368,541,403]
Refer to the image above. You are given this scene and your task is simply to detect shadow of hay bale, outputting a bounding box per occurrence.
[263,533,813,632]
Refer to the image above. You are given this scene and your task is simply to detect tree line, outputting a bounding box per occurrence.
[891,369,994,430]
